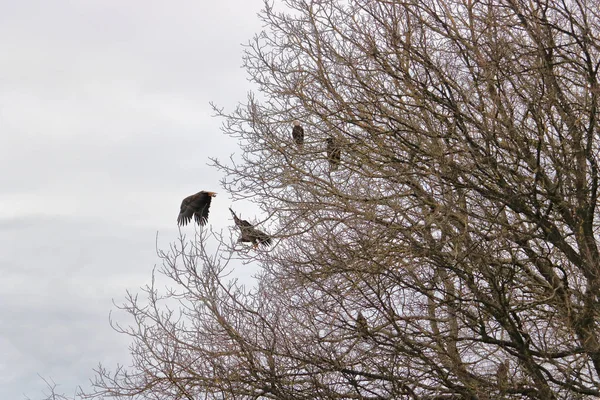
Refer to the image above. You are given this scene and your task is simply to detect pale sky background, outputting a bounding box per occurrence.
[0,1,266,398]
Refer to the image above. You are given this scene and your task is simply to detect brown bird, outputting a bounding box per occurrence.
[177,191,217,226]
[230,208,272,248]
[356,312,369,338]
[326,137,341,171]
[496,360,509,391]
[292,120,304,148]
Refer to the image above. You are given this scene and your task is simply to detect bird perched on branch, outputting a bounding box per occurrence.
[496,360,510,392]
[177,191,217,226]
[292,120,304,148]
[230,208,272,248]
[356,312,369,338]
[326,137,341,171]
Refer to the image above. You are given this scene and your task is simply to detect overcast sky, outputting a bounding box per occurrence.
[0,1,266,398]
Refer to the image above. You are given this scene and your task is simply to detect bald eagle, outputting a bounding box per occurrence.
[230,208,272,248]
[292,120,304,148]
[356,312,369,338]
[326,137,341,171]
[177,191,217,226]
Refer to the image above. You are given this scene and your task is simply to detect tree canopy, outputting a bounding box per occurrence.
[87,0,600,399]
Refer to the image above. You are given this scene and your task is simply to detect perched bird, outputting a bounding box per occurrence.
[496,360,509,391]
[356,312,369,338]
[230,208,272,248]
[326,137,341,171]
[177,191,217,226]
[292,120,304,148]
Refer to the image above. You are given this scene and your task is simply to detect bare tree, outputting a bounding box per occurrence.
[27,376,77,400]
[87,0,600,398]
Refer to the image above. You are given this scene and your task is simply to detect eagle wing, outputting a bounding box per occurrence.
[177,196,196,226]
[178,192,213,226]
[246,226,272,247]
[194,197,212,226]
[230,208,272,247]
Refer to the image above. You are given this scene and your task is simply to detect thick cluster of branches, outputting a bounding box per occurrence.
[87,0,600,399]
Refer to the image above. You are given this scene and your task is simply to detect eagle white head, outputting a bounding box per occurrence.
[293,120,301,127]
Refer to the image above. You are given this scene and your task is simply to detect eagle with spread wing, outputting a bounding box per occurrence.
[177,191,217,226]
[230,208,272,248]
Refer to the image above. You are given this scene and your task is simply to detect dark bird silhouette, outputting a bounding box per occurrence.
[326,137,341,171]
[356,312,369,338]
[177,191,217,226]
[292,120,304,148]
[230,208,272,248]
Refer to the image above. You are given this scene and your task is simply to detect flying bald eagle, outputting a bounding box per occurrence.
[230,208,272,248]
[326,137,341,171]
[292,120,304,148]
[177,191,217,226]
[356,312,369,338]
